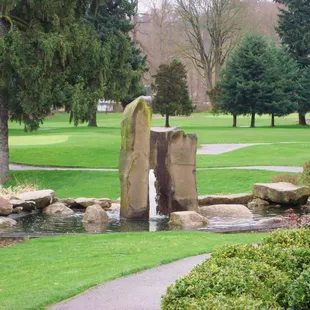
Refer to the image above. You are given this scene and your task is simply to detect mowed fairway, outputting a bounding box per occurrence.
[6,112,310,196]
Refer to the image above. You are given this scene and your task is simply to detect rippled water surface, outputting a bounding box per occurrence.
[1,205,297,235]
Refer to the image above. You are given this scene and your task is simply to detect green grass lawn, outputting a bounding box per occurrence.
[0,232,267,310]
[6,169,297,199]
[8,112,310,168]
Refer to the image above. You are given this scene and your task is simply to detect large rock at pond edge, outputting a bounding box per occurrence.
[169,211,208,228]
[82,205,109,223]
[95,198,112,210]
[42,203,74,215]
[75,198,112,210]
[119,97,151,219]
[248,198,270,209]
[0,197,13,215]
[198,194,253,206]
[199,204,253,218]
[0,217,17,227]
[59,198,77,207]
[253,182,310,204]
[13,190,55,209]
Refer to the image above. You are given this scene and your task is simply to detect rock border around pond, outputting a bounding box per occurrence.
[2,180,310,232]
[0,190,113,228]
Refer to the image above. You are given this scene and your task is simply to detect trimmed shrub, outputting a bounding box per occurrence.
[271,174,299,185]
[261,228,310,248]
[161,229,310,310]
[288,267,310,309]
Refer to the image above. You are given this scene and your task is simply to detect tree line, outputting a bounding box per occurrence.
[214,0,310,127]
[0,0,147,184]
[152,0,310,129]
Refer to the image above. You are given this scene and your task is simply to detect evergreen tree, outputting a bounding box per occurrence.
[275,0,310,125]
[216,35,272,128]
[0,0,19,184]
[263,45,298,127]
[120,42,147,109]
[153,59,194,128]
[0,0,106,184]
[216,36,298,128]
[296,66,310,121]
[87,0,147,125]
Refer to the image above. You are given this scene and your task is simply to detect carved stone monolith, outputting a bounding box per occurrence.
[169,130,198,212]
[119,97,151,219]
[150,128,198,215]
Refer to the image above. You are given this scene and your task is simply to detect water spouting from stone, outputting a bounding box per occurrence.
[149,169,157,218]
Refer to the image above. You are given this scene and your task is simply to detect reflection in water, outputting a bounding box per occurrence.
[83,222,108,233]
[2,205,300,235]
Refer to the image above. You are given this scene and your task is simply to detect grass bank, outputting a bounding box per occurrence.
[0,231,267,310]
[6,169,297,199]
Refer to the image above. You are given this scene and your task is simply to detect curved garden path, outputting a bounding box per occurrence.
[49,253,210,310]
[9,164,302,173]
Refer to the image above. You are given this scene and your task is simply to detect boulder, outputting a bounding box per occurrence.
[199,204,253,219]
[248,198,270,209]
[0,197,13,215]
[307,197,310,206]
[119,97,151,219]
[169,211,208,228]
[10,199,36,212]
[59,198,77,207]
[82,205,109,223]
[0,217,17,227]
[253,182,310,204]
[13,190,55,209]
[75,198,95,208]
[75,198,112,210]
[94,198,112,210]
[198,194,253,206]
[256,217,284,226]
[42,203,74,215]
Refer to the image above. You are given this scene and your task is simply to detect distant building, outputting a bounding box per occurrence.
[97,99,114,112]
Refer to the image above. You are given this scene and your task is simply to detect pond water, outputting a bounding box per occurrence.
[1,205,295,235]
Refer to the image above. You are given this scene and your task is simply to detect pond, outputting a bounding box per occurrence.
[1,205,295,235]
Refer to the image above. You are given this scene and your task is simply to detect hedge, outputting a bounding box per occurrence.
[162,229,310,310]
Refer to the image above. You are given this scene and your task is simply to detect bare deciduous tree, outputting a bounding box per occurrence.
[176,0,243,94]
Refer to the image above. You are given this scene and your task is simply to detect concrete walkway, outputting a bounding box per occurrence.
[49,253,210,310]
[9,164,117,172]
[198,166,303,173]
[9,164,302,173]
[197,142,307,155]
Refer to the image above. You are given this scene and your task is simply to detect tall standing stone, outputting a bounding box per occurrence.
[119,97,151,219]
[150,128,198,215]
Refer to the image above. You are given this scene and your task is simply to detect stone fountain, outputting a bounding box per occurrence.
[119,97,198,219]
